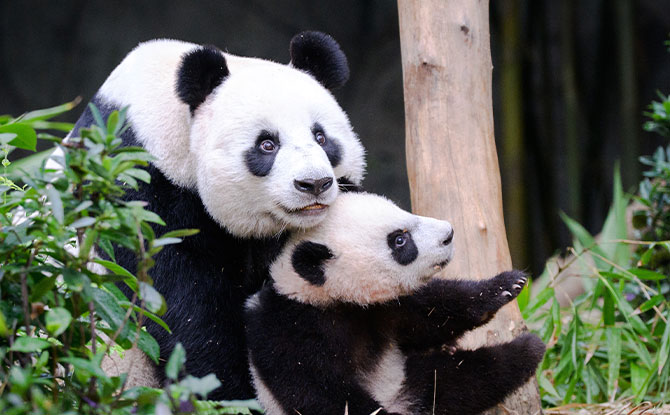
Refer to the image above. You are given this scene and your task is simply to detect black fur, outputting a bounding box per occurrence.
[312,123,341,167]
[176,45,229,114]
[245,131,280,177]
[337,176,364,193]
[387,230,419,265]
[77,95,288,400]
[245,270,545,415]
[289,31,349,90]
[290,241,333,286]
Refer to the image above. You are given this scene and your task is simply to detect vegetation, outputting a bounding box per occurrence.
[0,103,259,414]
[522,88,670,408]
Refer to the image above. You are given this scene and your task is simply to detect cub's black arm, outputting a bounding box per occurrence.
[393,270,527,350]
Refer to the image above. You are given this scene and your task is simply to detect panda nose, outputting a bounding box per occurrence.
[294,177,333,196]
[442,229,454,246]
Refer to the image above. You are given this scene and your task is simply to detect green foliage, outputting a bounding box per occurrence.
[0,103,256,414]
[524,77,670,407]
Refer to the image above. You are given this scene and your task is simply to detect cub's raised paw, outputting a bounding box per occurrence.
[491,270,528,302]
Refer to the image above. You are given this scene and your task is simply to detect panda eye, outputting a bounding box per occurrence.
[394,234,407,247]
[259,139,277,153]
[315,131,327,146]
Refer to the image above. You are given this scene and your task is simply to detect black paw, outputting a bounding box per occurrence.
[491,270,528,303]
[509,333,546,374]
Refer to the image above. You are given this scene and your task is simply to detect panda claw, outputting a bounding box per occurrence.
[517,278,527,285]
[502,290,512,297]
[512,284,522,290]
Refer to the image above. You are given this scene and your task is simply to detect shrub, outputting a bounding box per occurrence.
[0,103,260,414]
[523,82,670,407]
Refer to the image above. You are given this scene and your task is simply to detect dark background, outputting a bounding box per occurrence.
[1,1,669,275]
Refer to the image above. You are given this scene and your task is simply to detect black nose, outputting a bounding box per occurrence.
[294,177,333,196]
[442,229,454,246]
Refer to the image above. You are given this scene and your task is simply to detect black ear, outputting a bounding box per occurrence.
[176,45,229,114]
[289,31,349,90]
[291,241,334,286]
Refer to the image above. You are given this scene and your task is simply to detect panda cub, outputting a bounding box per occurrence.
[245,192,546,415]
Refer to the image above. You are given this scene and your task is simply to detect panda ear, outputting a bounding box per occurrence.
[176,45,229,114]
[289,31,349,90]
[291,241,334,286]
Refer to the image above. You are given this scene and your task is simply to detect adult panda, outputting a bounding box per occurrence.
[70,32,366,400]
[245,192,546,415]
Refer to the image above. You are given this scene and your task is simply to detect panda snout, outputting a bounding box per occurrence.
[294,177,334,196]
[441,229,454,246]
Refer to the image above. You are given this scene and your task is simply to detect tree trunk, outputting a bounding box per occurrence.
[397,1,543,414]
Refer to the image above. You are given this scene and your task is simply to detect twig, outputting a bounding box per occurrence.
[20,244,39,336]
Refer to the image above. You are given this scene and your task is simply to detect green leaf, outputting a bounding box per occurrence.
[639,294,664,312]
[118,301,171,333]
[516,278,530,312]
[94,259,137,292]
[537,371,561,400]
[10,337,52,353]
[45,307,72,337]
[45,185,64,224]
[70,216,96,228]
[92,287,126,331]
[139,282,166,315]
[88,103,106,129]
[178,374,221,398]
[136,329,160,364]
[60,356,107,378]
[606,327,621,400]
[20,99,80,122]
[2,148,55,181]
[29,275,57,303]
[152,237,182,248]
[123,168,151,183]
[166,343,186,380]
[631,362,647,398]
[627,268,668,281]
[0,311,8,337]
[659,314,670,376]
[106,110,120,135]
[603,288,615,327]
[522,285,554,320]
[160,229,200,239]
[0,123,37,151]
[62,269,91,293]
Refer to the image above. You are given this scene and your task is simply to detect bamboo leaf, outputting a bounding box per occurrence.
[606,327,621,399]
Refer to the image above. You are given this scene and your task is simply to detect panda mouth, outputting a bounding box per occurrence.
[432,260,449,271]
[286,203,329,216]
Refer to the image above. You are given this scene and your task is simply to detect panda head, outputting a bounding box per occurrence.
[269,193,455,306]
[176,32,365,237]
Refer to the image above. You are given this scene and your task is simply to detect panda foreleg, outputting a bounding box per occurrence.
[395,270,528,349]
[401,333,546,415]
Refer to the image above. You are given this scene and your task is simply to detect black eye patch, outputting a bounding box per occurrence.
[312,123,341,168]
[245,130,279,177]
[291,241,334,286]
[387,229,418,265]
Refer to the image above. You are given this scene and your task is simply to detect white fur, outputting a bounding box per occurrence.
[272,192,455,306]
[359,343,413,414]
[96,39,366,238]
[249,364,288,415]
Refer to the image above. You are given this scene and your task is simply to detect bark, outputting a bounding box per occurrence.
[397,1,543,414]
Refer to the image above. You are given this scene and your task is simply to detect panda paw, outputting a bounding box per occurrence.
[490,270,528,304]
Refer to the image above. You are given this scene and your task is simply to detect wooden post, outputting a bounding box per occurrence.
[397,1,543,414]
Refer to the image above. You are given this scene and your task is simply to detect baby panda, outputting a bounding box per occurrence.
[245,192,546,415]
